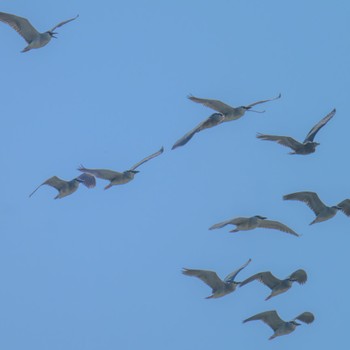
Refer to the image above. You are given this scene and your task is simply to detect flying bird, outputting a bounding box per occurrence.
[172,94,281,149]
[29,173,96,199]
[209,215,299,237]
[0,12,79,52]
[239,269,307,300]
[182,259,251,299]
[78,147,164,190]
[283,191,350,225]
[257,108,336,154]
[243,310,314,340]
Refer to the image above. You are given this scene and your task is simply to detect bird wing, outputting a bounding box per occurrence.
[129,147,164,170]
[224,259,252,283]
[304,108,336,142]
[337,199,350,216]
[245,93,281,108]
[256,133,303,151]
[243,310,284,331]
[289,269,307,284]
[29,176,66,197]
[0,12,39,43]
[76,173,96,188]
[257,219,299,237]
[209,217,244,230]
[283,191,326,216]
[78,165,123,181]
[182,268,224,291]
[294,312,315,324]
[49,15,79,32]
[188,95,234,114]
[240,271,281,289]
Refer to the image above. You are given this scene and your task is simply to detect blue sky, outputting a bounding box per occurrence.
[1,0,349,348]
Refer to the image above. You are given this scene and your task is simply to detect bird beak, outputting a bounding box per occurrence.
[51,32,58,38]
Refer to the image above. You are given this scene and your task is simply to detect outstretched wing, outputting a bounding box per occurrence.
[283,191,326,216]
[0,12,39,43]
[129,147,164,170]
[224,259,252,283]
[289,269,307,284]
[188,95,234,114]
[209,217,245,230]
[304,108,336,142]
[29,176,66,197]
[78,165,123,181]
[49,15,79,32]
[245,93,281,108]
[337,199,350,216]
[182,268,224,291]
[257,133,303,151]
[243,310,284,331]
[240,271,281,289]
[294,312,315,324]
[257,219,299,237]
[76,173,96,188]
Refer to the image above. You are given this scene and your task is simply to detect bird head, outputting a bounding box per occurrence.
[254,215,267,220]
[47,31,58,38]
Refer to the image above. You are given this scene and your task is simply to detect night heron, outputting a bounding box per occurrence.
[209,215,299,237]
[29,173,96,199]
[182,259,251,299]
[0,12,78,52]
[243,310,314,340]
[283,191,350,225]
[172,94,281,149]
[257,108,336,154]
[239,269,307,300]
[78,147,164,190]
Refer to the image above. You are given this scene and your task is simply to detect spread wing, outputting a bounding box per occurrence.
[224,259,252,283]
[182,268,224,291]
[294,312,315,324]
[78,165,124,181]
[240,271,281,289]
[283,191,326,216]
[188,95,234,114]
[257,219,299,236]
[257,133,303,151]
[245,93,281,108]
[304,108,336,142]
[289,269,307,284]
[0,12,39,43]
[243,310,284,331]
[129,147,164,170]
[29,176,66,197]
[337,199,350,216]
[209,217,245,230]
[49,15,79,32]
[76,173,96,188]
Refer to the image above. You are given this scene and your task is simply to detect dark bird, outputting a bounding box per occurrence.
[283,191,350,225]
[78,147,164,190]
[29,173,96,199]
[209,215,299,237]
[182,259,251,299]
[172,94,281,149]
[257,108,336,154]
[243,310,315,340]
[0,12,78,52]
[239,269,307,300]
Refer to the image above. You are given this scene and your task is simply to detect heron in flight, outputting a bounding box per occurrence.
[209,215,299,237]
[29,173,96,199]
[182,259,251,299]
[0,12,79,52]
[243,310,314,340]
[239,269,307,300]
[257,108,336,154]
[78,147,164,190]
[172,94,281,149]
[283,191,350,225]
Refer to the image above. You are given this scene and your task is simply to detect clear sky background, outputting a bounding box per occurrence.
[1,0,349,349]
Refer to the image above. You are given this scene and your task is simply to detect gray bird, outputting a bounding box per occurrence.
[243,310,315,340]
[283,191,350,225]
[0,12,79,52]
[172,94,281,149]
[239,269,307,300]
[29,173,96,199]
[78,147,164,190]
[182,259,251,299]
[257,108,336,154]
[209,215,299,237]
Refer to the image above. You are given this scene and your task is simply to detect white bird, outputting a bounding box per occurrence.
[0,12,79,52]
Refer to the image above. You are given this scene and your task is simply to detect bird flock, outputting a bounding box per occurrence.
[1,9,346,342]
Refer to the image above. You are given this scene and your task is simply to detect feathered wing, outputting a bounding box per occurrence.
[294,312,315,324]
[283,191,326,216]
[224,259,252,283]
[240,271,281,289]
[0,12,38,43]
[256,133,303,151]
[304,108,336,142]
[129,147,164,170]
[209,217,245,230]
[243,310,284,331]
[188,95,234,114]
[78,165,124,181]
[337,199,350,216]
[76,173,96,188]
[289,269,307,284]
[245,93,281,108]
[49,15,79,32]
[29,176,66,197]
[257,219,299,237]
[182,268,224,291]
